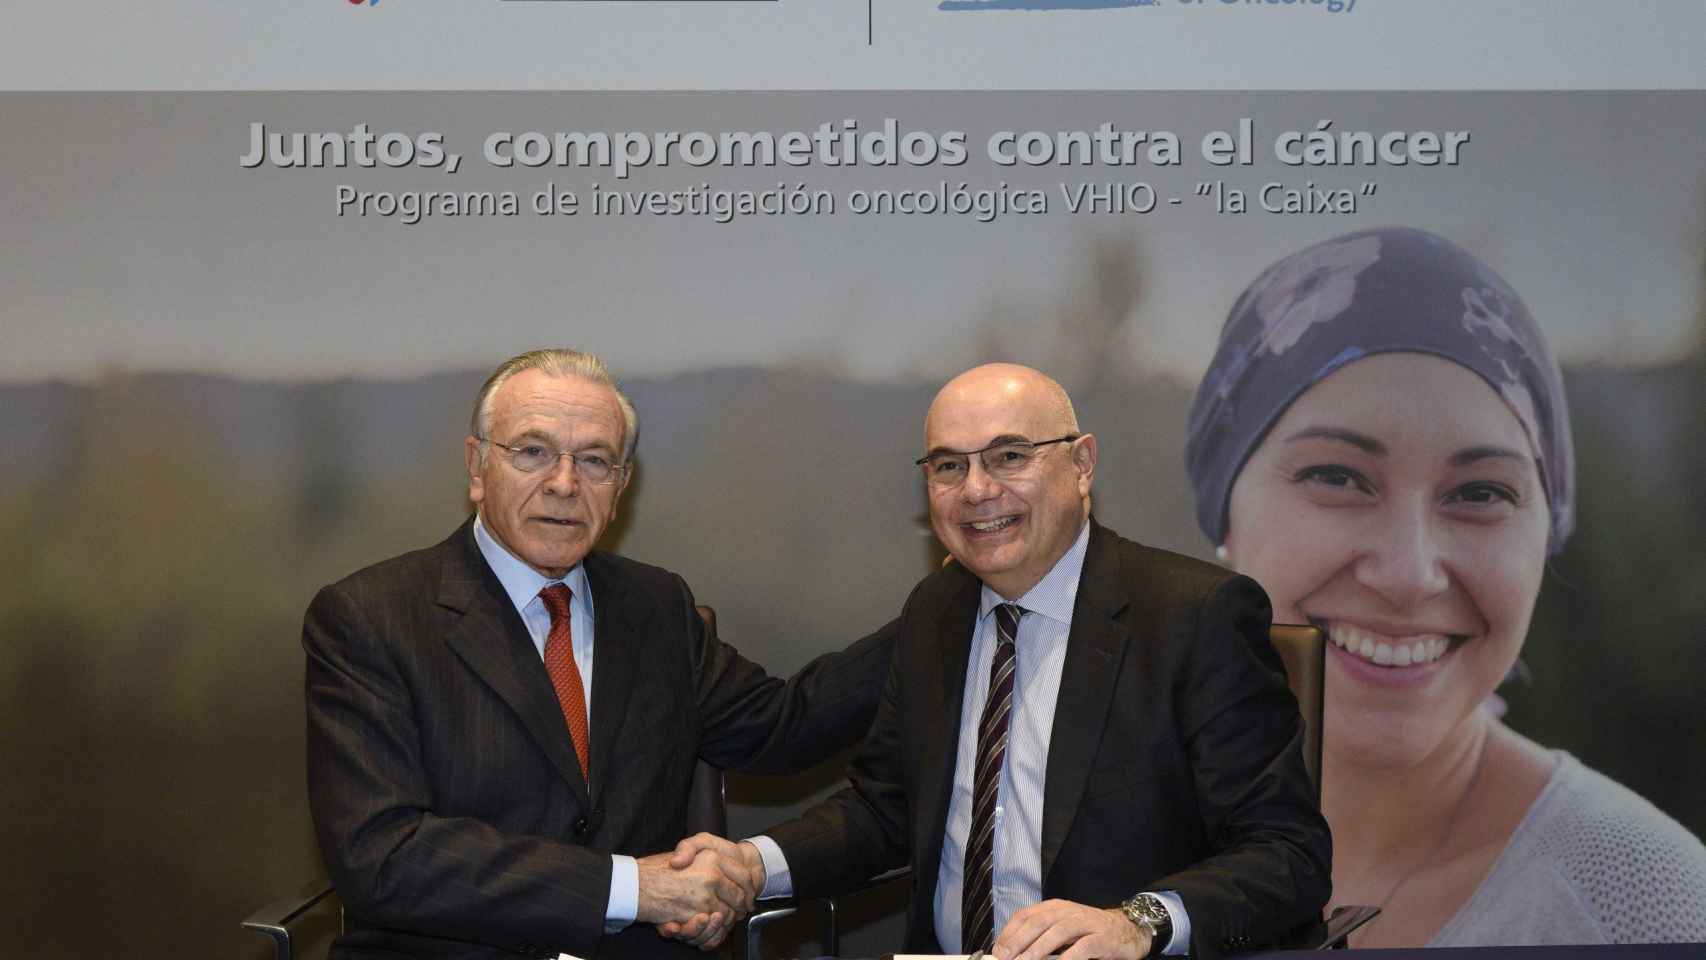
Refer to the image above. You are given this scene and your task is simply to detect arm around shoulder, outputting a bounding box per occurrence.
[753,614,914,899]
[691,571,900,775]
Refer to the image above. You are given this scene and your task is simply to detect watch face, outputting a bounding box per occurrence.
[1124,894,1170,944]
[1129,895,1167,924]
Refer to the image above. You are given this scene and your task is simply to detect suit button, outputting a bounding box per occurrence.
[574,816,590,836]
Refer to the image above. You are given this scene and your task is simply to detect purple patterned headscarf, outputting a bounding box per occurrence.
[1184,226,1575,554]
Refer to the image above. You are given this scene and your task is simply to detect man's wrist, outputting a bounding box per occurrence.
[743,835,792,899]
[1102,906,1153,958]
[1119,893,1171,956]
[736,840,767,895]
[605,854,639,932]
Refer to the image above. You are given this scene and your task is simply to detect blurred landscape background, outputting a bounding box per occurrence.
[2,91,1704,957]
[3,320,1703,959]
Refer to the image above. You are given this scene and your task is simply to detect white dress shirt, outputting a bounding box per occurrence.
[472,514,639,934]
[751,520,1189,954]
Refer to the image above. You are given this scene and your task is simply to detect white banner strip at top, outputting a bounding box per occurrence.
[2,1,1705,91]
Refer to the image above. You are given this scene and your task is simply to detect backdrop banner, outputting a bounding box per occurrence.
[2,91,1702,957]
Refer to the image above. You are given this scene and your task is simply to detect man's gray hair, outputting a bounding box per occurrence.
[470,349,640,462]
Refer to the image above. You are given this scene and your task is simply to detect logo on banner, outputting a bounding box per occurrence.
[939,0,1155,10]
[939,0,1357,13]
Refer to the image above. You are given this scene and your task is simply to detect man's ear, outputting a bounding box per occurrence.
[1072,432,1099,496]
[464,436,485,505]
[612,462,634,509]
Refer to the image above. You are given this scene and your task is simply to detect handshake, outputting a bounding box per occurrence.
[636,833,767,950]
[635,834,1159,960]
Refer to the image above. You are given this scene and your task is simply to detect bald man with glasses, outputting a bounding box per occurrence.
[668,363,1330,960]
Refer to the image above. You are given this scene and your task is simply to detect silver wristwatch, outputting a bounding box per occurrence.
[1119,892,1172,952]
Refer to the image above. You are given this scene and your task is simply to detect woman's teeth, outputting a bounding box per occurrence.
[1327,622,1451,667]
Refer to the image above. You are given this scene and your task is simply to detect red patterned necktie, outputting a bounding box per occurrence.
[539,584,591,778]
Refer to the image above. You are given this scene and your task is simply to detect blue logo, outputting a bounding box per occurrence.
[940,0,1155,10]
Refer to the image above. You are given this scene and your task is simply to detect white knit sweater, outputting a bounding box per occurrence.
[1430,752,1706,945]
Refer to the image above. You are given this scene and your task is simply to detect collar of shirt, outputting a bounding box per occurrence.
[472,512,595,644]
[976,517,1090,627]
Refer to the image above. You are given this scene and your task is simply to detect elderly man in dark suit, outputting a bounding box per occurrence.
[668,363,1331,960]
[305,348,893,960]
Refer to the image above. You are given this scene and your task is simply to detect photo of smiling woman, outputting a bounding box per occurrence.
[1184,227,1706,946]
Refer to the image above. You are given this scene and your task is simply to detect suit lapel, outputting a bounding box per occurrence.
[1040,521,1131,886]
[916,567,983,905]
[437,521,591,802]
[581,553,645,808]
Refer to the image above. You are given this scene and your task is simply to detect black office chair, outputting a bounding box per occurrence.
[744,624,1379,957]
[1268,624,1381,948]
[243,606,732,960]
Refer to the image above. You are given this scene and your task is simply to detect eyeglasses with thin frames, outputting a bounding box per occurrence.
[479,438,627,485]
[914,434,1079,489]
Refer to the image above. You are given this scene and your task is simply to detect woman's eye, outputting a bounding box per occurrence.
[1294,464,1372,494]
[1448,481,1519,506]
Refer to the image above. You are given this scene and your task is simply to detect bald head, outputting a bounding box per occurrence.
[922,363,1097,600]
[925,363,1079,450]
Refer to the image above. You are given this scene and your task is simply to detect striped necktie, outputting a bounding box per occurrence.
[962,602,1023,953]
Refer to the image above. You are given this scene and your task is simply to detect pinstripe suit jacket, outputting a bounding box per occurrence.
[305,519,895,959]
[764,520,1332,959]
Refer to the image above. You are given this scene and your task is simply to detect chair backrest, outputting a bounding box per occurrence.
[687,605,728,837]
[1267,623,1325,801]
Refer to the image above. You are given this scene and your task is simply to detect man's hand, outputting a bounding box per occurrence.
[666,833,768,894]
[992,900,1151,960]
[636,838,757,948]
[647,833,766,951]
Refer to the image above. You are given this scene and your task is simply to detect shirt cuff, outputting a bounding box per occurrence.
[1150,890,1190,956]
[604,855,639,933]
[745,835,793,899]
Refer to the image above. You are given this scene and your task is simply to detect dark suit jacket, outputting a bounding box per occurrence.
[305,520,895,959]
[766,521,1331,959]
